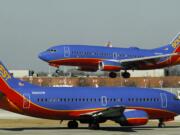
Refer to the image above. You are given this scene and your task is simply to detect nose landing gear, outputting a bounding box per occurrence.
[158,119,166,128]
[56,69,60,74]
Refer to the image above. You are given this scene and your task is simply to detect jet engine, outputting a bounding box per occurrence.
[98,60,121,71]
[115,110,149,126]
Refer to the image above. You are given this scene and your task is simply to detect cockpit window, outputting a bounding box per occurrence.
[47,49,57,53]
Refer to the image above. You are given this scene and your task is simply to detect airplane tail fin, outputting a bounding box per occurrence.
[0,61,13,82]
[169,32,180,52]
[0,61,15,95]
[0,61,38,97]
[153,32,180,53]
[170,32,180,48]
[0,61,28,90]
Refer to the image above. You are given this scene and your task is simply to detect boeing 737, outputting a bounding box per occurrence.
[39,33,180,78]
[0,61,180,129]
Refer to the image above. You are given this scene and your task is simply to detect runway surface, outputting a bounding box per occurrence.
[0,121,180,135]
[0,110,180,135]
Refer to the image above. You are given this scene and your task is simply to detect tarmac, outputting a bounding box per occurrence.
[0,110,180,135]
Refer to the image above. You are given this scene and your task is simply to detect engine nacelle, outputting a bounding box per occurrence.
[116,110,148,126]
[99,60,121,71]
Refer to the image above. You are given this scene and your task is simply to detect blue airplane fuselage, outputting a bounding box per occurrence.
[39,44,180,72]
[1,77,180,121]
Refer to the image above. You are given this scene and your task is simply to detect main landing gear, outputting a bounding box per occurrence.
[109,72,117,78]
[67,120,79,129]
[158,119,166,128]
[121,71,130,78]
[109,71,131,78]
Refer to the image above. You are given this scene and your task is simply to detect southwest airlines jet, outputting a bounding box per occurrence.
[39,33,180,78]
[0,61,180,129]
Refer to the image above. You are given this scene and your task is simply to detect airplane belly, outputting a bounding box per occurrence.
[50,58,101,67]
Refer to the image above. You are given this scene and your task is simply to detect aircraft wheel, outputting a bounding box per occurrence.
[109,72,117,78]
[88,123,100,130]
[68,120,78,129]
[158,122,165,128]
[56,69,60,74]
[121,71,130,78]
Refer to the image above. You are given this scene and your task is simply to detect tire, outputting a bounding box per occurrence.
[109,72,117,78]
[68,121,78,129]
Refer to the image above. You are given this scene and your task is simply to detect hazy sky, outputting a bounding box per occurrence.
[0,0,180,71]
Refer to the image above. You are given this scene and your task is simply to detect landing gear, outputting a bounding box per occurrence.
[158,120,166,128]
[67,120,78,129]
[56,69,60,74]
[88,123,100,130]
[109,72,117,78]
[121,71,130,78]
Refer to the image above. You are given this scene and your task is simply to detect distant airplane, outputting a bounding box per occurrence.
[0,61,180,129]
[39,33,180,78]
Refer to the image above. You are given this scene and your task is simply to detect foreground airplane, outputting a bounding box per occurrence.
[0,61,180,129]
[39,33,180,78]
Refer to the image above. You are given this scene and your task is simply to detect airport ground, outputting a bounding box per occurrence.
[0,110,180,135]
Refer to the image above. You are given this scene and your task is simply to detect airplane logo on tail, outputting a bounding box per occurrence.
[0,64,11,80]
[172,34,180,48]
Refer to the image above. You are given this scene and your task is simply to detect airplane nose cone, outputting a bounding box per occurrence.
[38,52,49,62]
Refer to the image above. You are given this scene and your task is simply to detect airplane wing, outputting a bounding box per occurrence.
[79,106,149,126]
[118,53,179,69]
[80,106,125,120]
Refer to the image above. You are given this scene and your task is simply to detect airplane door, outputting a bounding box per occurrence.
[23,93,30,109]
[101,96,107,106]
[160,93,167,108]
[64,47,70,57]
[113,52,118,59]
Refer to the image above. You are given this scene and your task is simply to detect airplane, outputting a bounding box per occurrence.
[39,33,180,78]
[0,61,180,129]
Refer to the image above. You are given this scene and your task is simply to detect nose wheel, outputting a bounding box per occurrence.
[67,120,79,129]
[158,119,166,128]
[56,69,60,74]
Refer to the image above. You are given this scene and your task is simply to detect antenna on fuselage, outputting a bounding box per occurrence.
[106,41,112,47]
